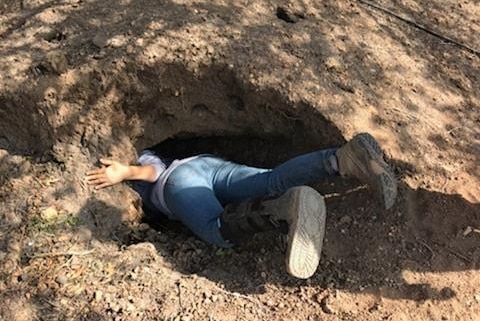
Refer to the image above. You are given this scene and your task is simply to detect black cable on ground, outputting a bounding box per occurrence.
[357,0,480,57]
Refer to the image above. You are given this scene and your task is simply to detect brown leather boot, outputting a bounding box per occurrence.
[220,186,326,279]
[336,133,397,209]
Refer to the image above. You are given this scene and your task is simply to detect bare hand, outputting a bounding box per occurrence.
[86,159,130,189]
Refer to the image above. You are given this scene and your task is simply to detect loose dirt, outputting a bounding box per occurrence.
[0,0,479,320]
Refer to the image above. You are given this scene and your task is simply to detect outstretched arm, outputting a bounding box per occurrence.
[86,158,158,189]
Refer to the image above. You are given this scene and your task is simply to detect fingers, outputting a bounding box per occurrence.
[85,173,105,181]
[86,168,105,176]
[87,178,106,185]
[95,182,113,189]
[86,177,113,190]
[100,158,114,166]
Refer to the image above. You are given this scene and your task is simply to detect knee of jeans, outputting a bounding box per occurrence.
[197,220,233,248]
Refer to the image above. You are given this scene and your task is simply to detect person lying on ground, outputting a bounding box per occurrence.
[85,133,397,279]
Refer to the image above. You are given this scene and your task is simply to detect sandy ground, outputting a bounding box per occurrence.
[0,0,479,320]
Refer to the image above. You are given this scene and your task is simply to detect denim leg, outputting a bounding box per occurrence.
[213,148,339,204]
[163,159,232,248]
[158,149,338,248]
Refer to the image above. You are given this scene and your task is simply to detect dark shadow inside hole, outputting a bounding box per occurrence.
[145,134,310,168]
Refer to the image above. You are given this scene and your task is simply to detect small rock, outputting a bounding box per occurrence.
[93,51,108,61]
[474,293,480,302]
[320,295,336,314]
[75,226,92,243]
[463,226,473,236]
[94,290,103,301]
[339,215,352,225]
[126,45,134,54]
[55,275,67,285]
[203,290,212,299]
[126,303,135,312]
[39,27,59,41]
[43,51,69,74]
[325,56,342,71]
[18,273,28,282]
[368,302,381,312]
[92,32,110,48]
[138,223,150,231]
[41,207,58,221]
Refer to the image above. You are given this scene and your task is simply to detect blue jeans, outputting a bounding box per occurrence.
[153,149,339,248]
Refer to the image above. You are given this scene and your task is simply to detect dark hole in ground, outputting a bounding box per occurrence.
[276,6,305,24]
[147,134,313,168]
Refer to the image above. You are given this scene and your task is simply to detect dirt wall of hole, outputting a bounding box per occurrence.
[0,61,345,231]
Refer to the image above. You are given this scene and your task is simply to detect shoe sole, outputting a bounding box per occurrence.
[285,186,326,279]
[356,133,398,210]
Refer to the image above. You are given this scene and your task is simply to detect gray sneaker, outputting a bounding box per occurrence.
[279,186,326,279]
[336,133,397,209]
[220,186,327,279]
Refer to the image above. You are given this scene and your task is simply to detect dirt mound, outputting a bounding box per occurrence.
[0,0,479,320]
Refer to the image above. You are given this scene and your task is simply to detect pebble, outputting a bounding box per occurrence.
[75,226,92,243]
[40,27,59,41]
[126,45,134,54]
[41,207,58,221]
[55,275,67,285]
[320,295,336,314]
[203,290,212,298]
[92,32,110,48]
[339,215,352,225]
[18,273,28,282]
[138,223,150,231]
[325,56,342,71]
[368,302,381,312]
[94,290,103,301]
[463,226,473,236]
[44,51,69,74]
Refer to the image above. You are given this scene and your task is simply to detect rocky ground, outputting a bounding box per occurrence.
[0,0,479,320]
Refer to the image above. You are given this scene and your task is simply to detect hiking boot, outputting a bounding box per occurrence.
[336,133,397,209]
[219,186,326,279]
